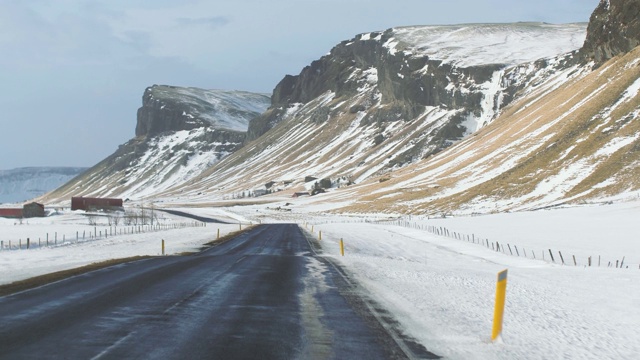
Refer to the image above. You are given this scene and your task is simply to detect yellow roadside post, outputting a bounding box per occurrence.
[311,225,314,233]
[319,231,322,241]
[340,238,344,256]
[492,269,508,341]
[217,228,220,240]
[162,239,165,256]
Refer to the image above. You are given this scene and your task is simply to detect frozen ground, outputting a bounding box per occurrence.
[0,209,245,285]
[1,201,638,359]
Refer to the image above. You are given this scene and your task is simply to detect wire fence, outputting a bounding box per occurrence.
[0,221,206,251]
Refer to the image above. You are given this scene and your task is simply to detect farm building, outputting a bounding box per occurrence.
[0,208,23,219]
[254,189,268,197]
[0,202,45,219]
[71,197,123,211]
[23,202,45,217]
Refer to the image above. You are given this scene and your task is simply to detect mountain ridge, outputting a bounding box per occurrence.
[41,0,640,214]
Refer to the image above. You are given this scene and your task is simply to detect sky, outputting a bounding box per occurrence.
[0,0,600,170]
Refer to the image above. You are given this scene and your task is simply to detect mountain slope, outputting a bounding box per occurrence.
[345,46,640,214]
[41,87,270,203]
[155,23,588,203]
[0,167,87,204]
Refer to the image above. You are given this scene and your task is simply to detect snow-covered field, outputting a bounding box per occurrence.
[1,201,638,359]
[0,209,246,285]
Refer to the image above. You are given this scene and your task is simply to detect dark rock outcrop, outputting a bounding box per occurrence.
[136,86,207,137]
[136,85,270,138]
[580,0,640,65]
[247,30,504,143]
[246,24,586,173]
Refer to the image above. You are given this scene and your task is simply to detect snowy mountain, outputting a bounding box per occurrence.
[42,1,640,214]
[154,5,638,212]
[41,87,270,202]
[152,22,591,203]
[0,167,87,204]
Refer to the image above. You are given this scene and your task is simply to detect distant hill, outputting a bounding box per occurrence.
[0,167,87,204]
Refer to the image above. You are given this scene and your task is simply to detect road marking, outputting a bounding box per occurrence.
[90,331,135,360]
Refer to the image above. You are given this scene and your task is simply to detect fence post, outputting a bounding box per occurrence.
[492,269,508,342]
[340,238,344,256]
[319,231,322,241]
[27,238,30,249]
[217,228,220,240]
[549,249,555,263]
[162,239,165,255]
[558,251,565,265]
[573,255,577,266]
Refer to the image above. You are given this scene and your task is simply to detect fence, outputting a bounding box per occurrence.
[387,218,636,270]
[305,217,637,270]
[0,221,206,251]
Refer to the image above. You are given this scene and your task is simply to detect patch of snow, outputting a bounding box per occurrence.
[391,23,586,68]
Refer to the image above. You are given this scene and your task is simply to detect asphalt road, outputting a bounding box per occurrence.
[0,224,438,359]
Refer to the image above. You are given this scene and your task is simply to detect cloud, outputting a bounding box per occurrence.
[176,16,230,29]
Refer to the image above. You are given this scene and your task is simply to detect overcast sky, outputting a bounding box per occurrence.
[0,0,600,170]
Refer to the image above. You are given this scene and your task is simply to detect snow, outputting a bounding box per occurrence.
[390,23,587,68]
[1,200,638,359]
[149,86,270,132]
[0,210,246,285]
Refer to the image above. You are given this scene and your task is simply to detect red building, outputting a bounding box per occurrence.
[0,202,46,218]
[0,208,23,218]
[71,197,123,211]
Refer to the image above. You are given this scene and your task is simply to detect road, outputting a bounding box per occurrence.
[0,224,438,359]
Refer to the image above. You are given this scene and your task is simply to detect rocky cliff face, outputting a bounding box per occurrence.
[581,0,640,65]
[137,85,270,137]
[247,24,587,169]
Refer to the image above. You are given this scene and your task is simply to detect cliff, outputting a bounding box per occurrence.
[243,23,587,171]
[580,0,640,65]
[136,85,270,137]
